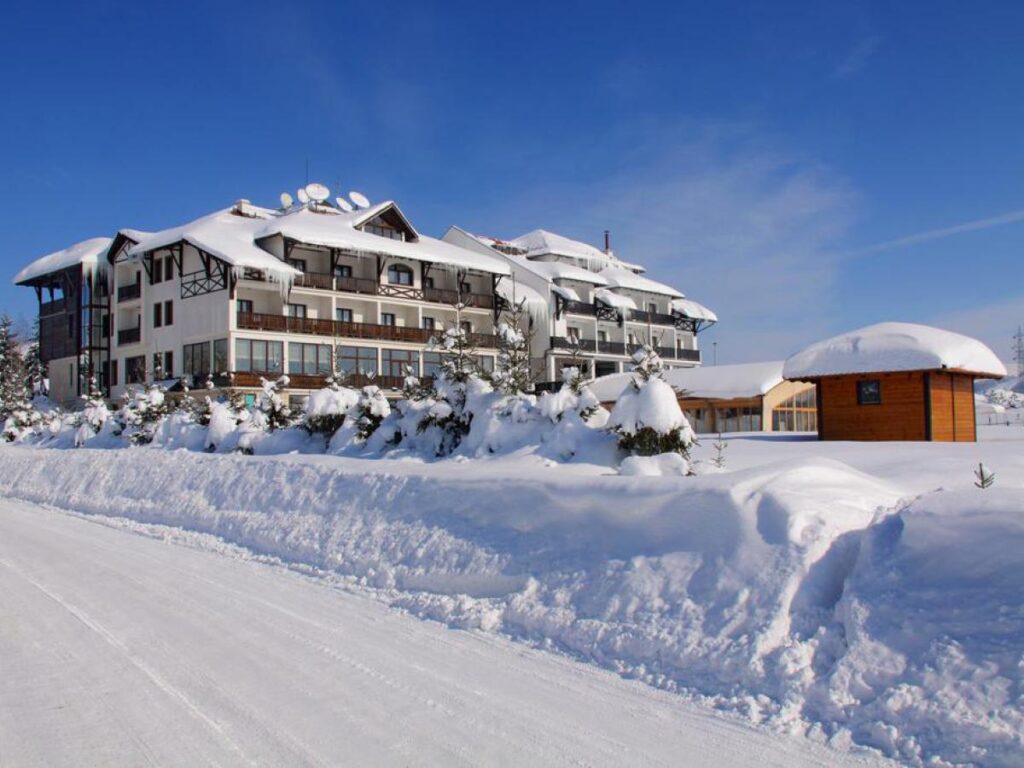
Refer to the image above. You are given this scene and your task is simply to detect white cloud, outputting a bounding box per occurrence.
[842,207,1024,258]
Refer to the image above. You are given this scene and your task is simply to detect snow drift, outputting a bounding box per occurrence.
[2,446,1019,764]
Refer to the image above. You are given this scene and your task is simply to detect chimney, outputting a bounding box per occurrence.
[603,230,610,254]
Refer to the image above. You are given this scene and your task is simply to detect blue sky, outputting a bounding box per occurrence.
[2,1,1022,364]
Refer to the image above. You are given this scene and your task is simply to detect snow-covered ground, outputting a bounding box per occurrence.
[0,497,884,767]
[1,426,1023,766]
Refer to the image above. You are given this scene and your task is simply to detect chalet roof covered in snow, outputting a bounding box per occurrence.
[509,229,646,272]
[597,266,683,298]
[594,288,637,310]
[590,360,786,402]
[259,206,510,276]
[671,298,718,322]
[783,322,1007,380]
[126,206,301,284]
[14,237,113,285]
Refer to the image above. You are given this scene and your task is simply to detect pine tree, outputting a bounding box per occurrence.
[23,318,48,397]
[74,377,111,447]
[493,289,533,395]
[0,315,30,421]
[418,307,481,455]
[255,375,293,431]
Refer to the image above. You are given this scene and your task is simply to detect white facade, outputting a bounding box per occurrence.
[442,227,716,384]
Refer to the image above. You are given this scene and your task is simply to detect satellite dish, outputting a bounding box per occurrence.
[349,190,370,209]
[296,188,310,204]
[279,192,294,209]
[305,182,330,202]
[335,196,354,212]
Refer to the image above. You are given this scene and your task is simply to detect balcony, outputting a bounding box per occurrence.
[629,309,677,326]
[677,348,701,362]
[562,300,596,316]
[231,370,434,391]
[117,283,141,302]
[39,298,67,316]
[273,271,496,310]
[550,336,700,362]
[117,326,141,345]
[237,311,497,348]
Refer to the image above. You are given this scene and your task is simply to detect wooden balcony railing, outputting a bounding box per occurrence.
[40,298,67,316]
[267,270,497,309]
[562,300,596,316]
[117,283,142,302]
[629,309,677,326]
[117,326,141,346]
[237,312,497,348]
[550,336,700,362]
[231,370,433,391]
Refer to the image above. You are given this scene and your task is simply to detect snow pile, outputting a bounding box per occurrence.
[784,322,1007,379]
[1,441,1023,764]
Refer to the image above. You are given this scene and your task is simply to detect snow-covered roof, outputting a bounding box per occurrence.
[590,361,786,402]
[259,207,510,276]
[14,237,113,285]
[510,229,646,272]
[127,207,301,284]
[598,266,683,298]
[783,322,1007,380]
[496,277,548,323]
[515,258,609,286]
[551,284,581,302]
[671,298,718,322]
[594,288,637,310]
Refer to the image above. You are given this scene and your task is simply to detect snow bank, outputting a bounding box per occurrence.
[784,322,1007,379]
[1,443,1021,765]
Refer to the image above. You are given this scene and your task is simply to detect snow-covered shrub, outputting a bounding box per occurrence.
[303,378,359,437]
[608,346,695,460]
[116,382,172,445]
[493,297,532,395]
[255,376,293,431]
[538,366,600,423]
[74,379,113,447]
[205,399,245,451]
[349,385,391,442]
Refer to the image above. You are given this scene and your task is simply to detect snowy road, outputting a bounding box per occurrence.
[0,499,884,767]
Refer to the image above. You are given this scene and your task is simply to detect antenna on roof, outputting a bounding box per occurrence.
[296,188,310,204]
[349,190,370,209]
[279,192,294,209]
[335,196,354,212]
[603,230,611,254]
[305,182,330,203]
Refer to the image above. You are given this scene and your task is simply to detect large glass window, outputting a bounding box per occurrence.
[213,339,228,375]
[126,355,146,384]
[382,349,419,378]
[337,346,377,378]
[183,342,211,380]
[234,338,284,373]
[288,343,332,375]
[771,387,818,432]
[423,352,442,380]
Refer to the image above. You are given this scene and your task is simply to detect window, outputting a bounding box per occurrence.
[287,303,307,319]
[422,352,442,380]
[288,343,333,376]
[164,351,173,376]
[423,276,435,289]
[594,360,618,378]
[234,339,284,373]
[183,342,211,380]
[163,300,173,326]
[287,258,307,272]
[476,355,494,373]
[460,282,471,295]
[111,360,119,387]
[237,299,254,314]
[460,320,473,334]
[126,355,146,384]
[213,339,227,375]
[567,326,580,342]
[381,312,396,326]
[715,406,762,433]
[334,263,353,279]
[151,258,163,285]
[337,346,377,378]
[387,264,413,285]
[422,316,435,330]
[597,330,608,343]
[857,379,882,405]
[648,303,658,314]
[382,349,419,378]
[336,307,353,323]
[153,303,162,328]
[164,256,174,282]
[364,224,404,241]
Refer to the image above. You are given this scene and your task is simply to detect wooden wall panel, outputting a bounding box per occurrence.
[929,372,980,442]
[818,371,928,441]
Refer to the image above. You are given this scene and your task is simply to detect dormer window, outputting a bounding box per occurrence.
[364,224,405,241]
[387,264,413,286]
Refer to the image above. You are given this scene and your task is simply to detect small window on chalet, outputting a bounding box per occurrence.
[287,303,307,319]
[164,256,174,282]
[423,276,435,289]
[336,307,353,323]
[422,316,435,330]
[387,264,413,286]
[381,312,396,326]
[857,379,882,405]
[287,258,307,272]
[334,264,353,279]
[647,302,658,314]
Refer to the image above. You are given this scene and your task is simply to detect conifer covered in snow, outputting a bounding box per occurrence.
[347,385,391,442]
[23,318,48,397]
[608,345,695,459]
[117,382,172,445]
[0,315,28,417]
[303,377,359,437]
[74,377,112,447]
[255,376,293,431]
[493,295,533,395]
[418,319,481,456]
